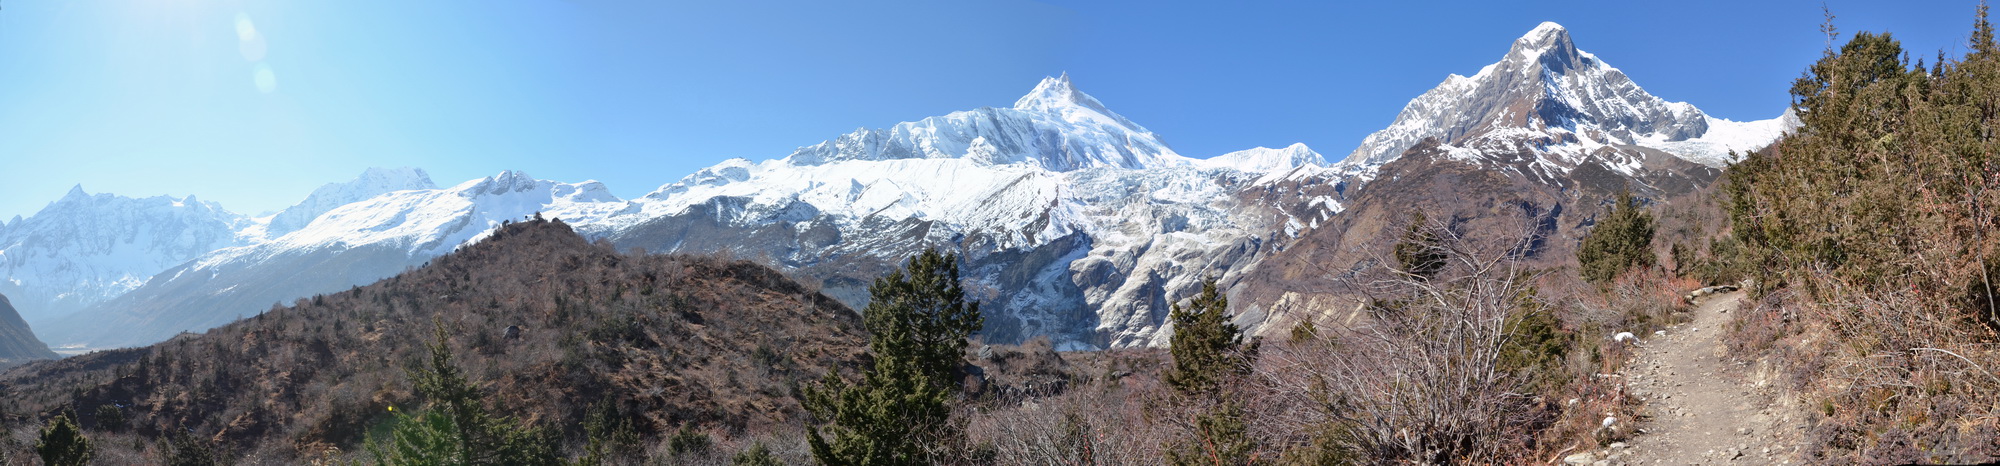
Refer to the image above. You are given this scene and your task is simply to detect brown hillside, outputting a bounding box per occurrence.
[1234,139,1717,332]
[0,217,865,461]
[0,293,57,367]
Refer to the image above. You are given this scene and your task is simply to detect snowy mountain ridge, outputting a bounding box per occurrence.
[263,167,437,238]
[25,23,1790,350]
[1341,22,1795,175]
[783,73,1194,172]
[0,186,253,325]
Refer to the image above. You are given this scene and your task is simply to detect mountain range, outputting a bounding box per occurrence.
[1,22,1793,352]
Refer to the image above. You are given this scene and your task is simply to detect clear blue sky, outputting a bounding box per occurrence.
[0,0,1983,220]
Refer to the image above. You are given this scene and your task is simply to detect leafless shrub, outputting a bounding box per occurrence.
[1254,218,1553,463]
[1774,281,2000,462]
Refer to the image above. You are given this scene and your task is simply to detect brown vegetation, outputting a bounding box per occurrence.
[0,217,865,463]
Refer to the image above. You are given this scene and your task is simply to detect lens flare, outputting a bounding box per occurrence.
[254,63,278,93]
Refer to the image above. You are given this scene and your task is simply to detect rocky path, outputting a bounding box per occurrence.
[1566,291,1809,465]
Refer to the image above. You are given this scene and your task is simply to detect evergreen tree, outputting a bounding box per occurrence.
[861,249,984,387]
[161,429,222,466]
[35,411,92,466]
[1577,191,1657,284]
[732,443,783,466]
[576,401,642,466]
[1161,279,1258,465]
[802,248,984,465]
[369,324,559,465]
[1164,279,1249,394]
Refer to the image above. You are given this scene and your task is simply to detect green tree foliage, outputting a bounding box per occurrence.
[1165,400,1256,466]
[161,430,222,466]
[731,443,782,466]
[665,424,712,458]
[93,404,125,432]
[1392,212,1448,280]
[1163,279,1250,395]
[1729,6,2000,325]
[1496,287,1572,395]
[802,248,984,465]
[1161,279,1258,465]
[576,401,641,466]
[1721,6,2000,459]
[368,325,559,465]
[35,411,93,466]
[1577,191,1657,284]
[860,248,984,386]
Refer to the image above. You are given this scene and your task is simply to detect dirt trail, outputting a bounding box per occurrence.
[1565,291,1809,465]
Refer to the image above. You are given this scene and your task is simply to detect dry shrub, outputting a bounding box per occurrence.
[961,354,1179,465]
[1251,220,1558,463]
[1752,280,2000,462]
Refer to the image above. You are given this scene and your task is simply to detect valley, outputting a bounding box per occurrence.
[1,7,1995,465]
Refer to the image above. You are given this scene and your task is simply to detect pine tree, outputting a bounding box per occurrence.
[1577,191,1657,284]
[1161,278,1258,465]
[802,248,983,465]
[1163,279,1248,394]
[161,429,222,466]
[35,411,92,466]
[369,323,559,465]
[861,249,983,388]
[732,443,783,466]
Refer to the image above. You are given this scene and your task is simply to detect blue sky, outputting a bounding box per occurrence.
[0,0,1984,220]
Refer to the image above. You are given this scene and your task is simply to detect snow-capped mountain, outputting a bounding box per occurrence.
[1199,143,1328,174]
[607,77,1327,348]
[34,74,1329,350]
[36,171,624,349]
[24,24,1793,351]
[262,167,437,238]
[784,73,1190,171]
[1341,22,1795,175]
[0,186,254,325]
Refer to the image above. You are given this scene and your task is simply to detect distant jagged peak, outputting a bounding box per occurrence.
[465,169,543,195]
[1339,20,1786,173]
[352,167,435,190]
[777,73,1185,171]
[1013,72,1147,132]
[266,166,440,237]
[1507,21,1586,71]
[61,184,89,201]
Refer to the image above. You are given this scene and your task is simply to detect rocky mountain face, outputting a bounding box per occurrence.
[0,187,255,326]
[1341,22,1794,175]
[0,293,56,366]
[1231,23,1794,333]
[18,23,1791,352]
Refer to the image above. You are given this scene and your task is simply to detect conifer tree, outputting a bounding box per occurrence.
[1163,279,1248,394]
[1161,278,1257,465]
[35,411,92,466]
[1577,191,1657,284]
[369,324,559,465]
[802,248,983,465]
